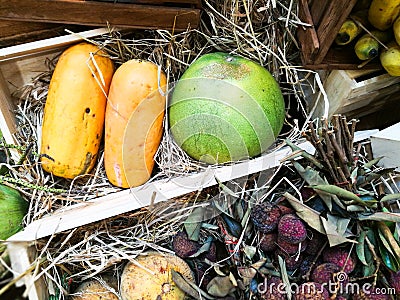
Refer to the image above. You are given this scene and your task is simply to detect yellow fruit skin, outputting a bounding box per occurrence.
[354,30,393,60]
[368,0,400,30]
[380,41,400,76]
[394,16,400,44]
[336,10,369,45]
[104,60,167,188]
[335,19,363,45]
[355,34,380,60]
[70,278,119,300]
[40,43,114,179]
[120,252,194,300]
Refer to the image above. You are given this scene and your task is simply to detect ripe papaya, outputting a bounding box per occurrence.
[41,42,114,179]
[104,59,167,188]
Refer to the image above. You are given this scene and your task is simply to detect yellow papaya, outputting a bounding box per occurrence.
[41,42,114,179]
[104,59,167,188]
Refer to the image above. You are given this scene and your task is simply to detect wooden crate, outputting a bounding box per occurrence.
[297,0,381,70]
[0,0,201,32]
[309,69,400,121]
[0,20,91,48]
[0,30,317,300]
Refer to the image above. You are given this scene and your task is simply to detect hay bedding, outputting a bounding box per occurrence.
[0,0,346,298]
[7,0,313,218]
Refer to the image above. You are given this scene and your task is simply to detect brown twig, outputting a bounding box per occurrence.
[333,115,342,149]
[306,122,339,183]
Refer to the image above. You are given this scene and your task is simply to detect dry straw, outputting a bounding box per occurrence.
[0,0,332,298]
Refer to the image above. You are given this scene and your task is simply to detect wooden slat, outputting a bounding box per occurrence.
[0,0,200,31]
[7,142,316,242]
[309,0,329,27]
[314,0,358,65]
[0,28,110,62]
[7,243,48,300]
[297,0,319,65]
[0,21,90,48]
[89,0,202,8]
[302,47,382,70]
[0,69,20,163]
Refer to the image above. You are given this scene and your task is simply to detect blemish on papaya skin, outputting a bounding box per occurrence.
[78,152,93,176]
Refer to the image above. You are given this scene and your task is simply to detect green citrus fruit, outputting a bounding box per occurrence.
[168,52,285,164]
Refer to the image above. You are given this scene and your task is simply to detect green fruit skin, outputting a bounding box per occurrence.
[169,52,285,164]
[0,184,28,252]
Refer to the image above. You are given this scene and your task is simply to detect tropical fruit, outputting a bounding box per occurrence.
[104,59,167,188]
[120,252,195,300]
[354,30,393,60]
[368,0,400,31]
[380,41,400,76]
[40,42,114,179]
[0,184,28,253]
[168,52,285,164]
[394,15,400,45]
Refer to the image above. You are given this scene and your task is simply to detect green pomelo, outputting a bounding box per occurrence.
[168,52,285,164]
[0,184,28,253]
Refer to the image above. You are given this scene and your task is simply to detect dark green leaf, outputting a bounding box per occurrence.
[284,139,324,169]
[278,255,292,300]
[293,161,333,211]
[378,229,396,258]
[358,212,400,223]
[380,193,400,203]
[357,231,368,266]
[378,242,400,272]
[213,202,242,238]
[184,207,205,241]
[363,157,383,170]
[311,184,376,207]
[363,229,377,277]
[189,236,213,258]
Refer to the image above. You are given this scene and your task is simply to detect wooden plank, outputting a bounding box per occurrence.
[0,21,89,48]
[314,0,358,64]
[0,21,59,38]
[297,0,319,65]
[309,0,329,27]
[7,243,48,300]
[7,142,316,242]
[89,0,202,8]
[0,69,20,161]
[350,73,400,98]
[0,0,200,31]
[0,28,110,62]
[302,47,383,70]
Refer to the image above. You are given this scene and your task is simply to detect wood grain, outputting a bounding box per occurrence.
[297,0,319,64]
[0,0,200,31]
[314,0,358,65]
[309,0,328,27]
[0,21,89,48]
[7,141,316,242]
